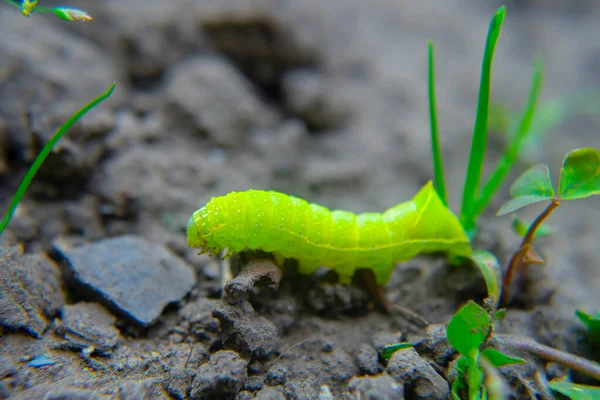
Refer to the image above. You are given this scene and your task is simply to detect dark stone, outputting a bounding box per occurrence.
[386,348,449,400]
[213,300,279,359]
[0,246,65,337]
[54,235,195,327]
[55,302,120,355]
[190,350,248,399]
[347,374,404,399]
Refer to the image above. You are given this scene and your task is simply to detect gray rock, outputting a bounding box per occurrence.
[255,387,286,400]
[213,300,279,359]
[54,236,195,327]
[190,350,248,399]
[347,374,404,400]
[386,348,449,400]
[167,56,279,146]
[0,246,65,337]
[355,344,383,375]
[55,302,120,355]
[414,323,457,367]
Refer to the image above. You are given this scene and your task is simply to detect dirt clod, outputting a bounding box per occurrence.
[190,350,248,399]
[55,302,120,355]
[386,347,449,400]
[346,374,405,400]
[213,300,279,359]
[0,246,65,337]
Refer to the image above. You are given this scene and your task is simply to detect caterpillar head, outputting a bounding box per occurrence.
[187,215,205,249]
[187,207,223,257]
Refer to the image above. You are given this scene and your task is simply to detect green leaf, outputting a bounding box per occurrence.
[558,148,600,200]
[575,309,600,344]
[380,342,412,361]
[447,301,491,357]
[511,216,553,238]
[493,309,506,324]
[496,164,555,216]
[460,5,506,234]
[497,195,550,216]
[510,163,555,198]
[549,380,600,400]
[481,348,526,367]
[467,250,502,308]
[427,41,448,207]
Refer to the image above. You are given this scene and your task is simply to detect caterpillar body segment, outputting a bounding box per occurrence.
[187,181,472,285]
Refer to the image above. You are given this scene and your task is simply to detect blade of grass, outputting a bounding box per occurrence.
[473,58,544,216]
[427,41,448,207]
[460,6,506,235]
[0,83,115,237]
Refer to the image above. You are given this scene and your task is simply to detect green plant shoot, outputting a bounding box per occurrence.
[447,301,525,400]
[0,83,115,237]
[497,147,600,303]
[1,0,92,21]
[460,6,506,236]
[427,41,447,206]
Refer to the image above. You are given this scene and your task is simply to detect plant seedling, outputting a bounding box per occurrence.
[447,300,525,400]
[0,83,115,237]
[497,147,600,304]
[1,0,92,21]
[427,6,548,239]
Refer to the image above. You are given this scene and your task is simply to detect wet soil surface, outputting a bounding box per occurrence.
[1,0,599,398]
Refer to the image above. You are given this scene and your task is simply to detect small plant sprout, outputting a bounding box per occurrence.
[446,300,525,400]
[428,6,548,239]
[2,0,92,21]
[0,83,115,237]
[497,147,600,304]
[448,300,600,399]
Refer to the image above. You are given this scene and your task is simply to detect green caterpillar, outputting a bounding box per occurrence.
[187,181,472,285]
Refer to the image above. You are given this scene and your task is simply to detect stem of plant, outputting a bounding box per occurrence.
[501,198,560,303]
[497,335,600,382]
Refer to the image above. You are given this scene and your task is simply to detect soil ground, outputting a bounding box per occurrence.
[1,0,599,399]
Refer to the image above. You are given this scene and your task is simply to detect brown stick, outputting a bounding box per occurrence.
[502,199,560,304]
[497,334,600,382]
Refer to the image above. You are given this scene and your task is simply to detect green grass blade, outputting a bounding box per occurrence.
[0,83,115,237]
[474,58,544,216]
[460,6,506,234]
[427,41,448,207]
